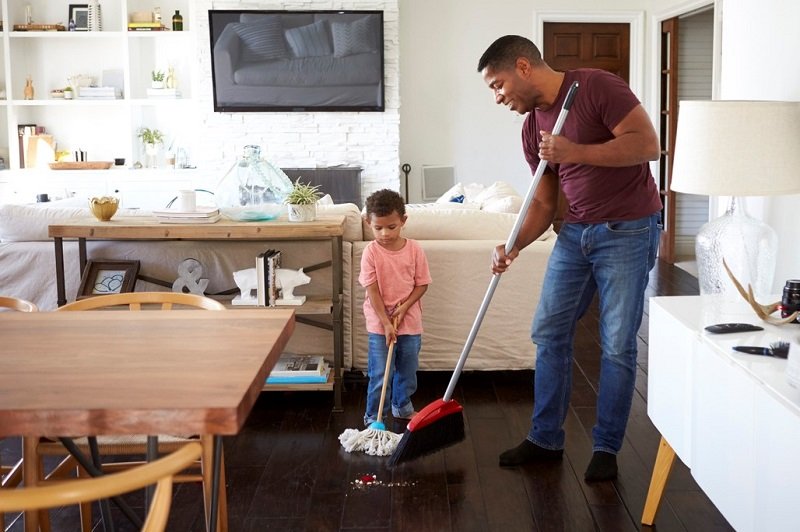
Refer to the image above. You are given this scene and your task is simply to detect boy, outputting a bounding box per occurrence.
[359,189,431,426]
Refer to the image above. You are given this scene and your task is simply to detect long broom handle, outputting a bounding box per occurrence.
[443,81,579,402]
[376,319,398,423]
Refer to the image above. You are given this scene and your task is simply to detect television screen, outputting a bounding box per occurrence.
[209,10,385,112]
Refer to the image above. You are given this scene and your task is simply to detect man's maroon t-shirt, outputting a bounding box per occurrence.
[522,69,662,224]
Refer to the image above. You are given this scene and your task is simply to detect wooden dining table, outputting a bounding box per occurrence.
[0,308,294,531]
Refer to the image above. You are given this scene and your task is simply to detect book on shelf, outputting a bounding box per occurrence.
[266,354,330,384]
[256,248,275,307]
[155,213,221,224]
[77,86,121,99]
[152,206,219,218]
[267,249,281,307]
[146,88,181,98]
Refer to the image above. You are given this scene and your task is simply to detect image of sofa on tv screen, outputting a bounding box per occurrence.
[211,12,384,111]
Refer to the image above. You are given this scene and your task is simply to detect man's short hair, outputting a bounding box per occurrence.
[477,35,543,73]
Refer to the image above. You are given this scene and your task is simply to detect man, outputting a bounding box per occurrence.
[477,35,662,481]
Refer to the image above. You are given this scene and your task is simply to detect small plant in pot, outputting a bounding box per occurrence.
[151,70,165,89]
[137,127,164,167]
[285,178,322,222]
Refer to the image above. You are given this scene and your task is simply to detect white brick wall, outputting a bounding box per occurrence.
[193,1,400,204]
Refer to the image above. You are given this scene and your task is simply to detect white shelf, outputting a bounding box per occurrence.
[0,0,195,171]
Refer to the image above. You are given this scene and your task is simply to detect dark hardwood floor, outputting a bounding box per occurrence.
[2,259,734,531]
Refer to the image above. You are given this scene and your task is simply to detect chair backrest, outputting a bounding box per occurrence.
[57,292,226,311]
[0,296,38,312]
[0,442,202,532]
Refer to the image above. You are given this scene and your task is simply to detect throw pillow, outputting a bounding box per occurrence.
[284,20,333,58]
[233,21,287,62]
[472,181,522,207]
[331,16,376,57]
[481,195,523,214]
[435,183,465,204]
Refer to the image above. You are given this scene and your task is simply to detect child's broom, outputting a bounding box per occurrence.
[388,81,580,466]
[339,322,402,456]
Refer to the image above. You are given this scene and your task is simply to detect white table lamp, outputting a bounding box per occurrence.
[670,100,800,299]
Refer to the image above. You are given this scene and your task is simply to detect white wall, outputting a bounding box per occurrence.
[192,0,400,204]
[717,0,800,291]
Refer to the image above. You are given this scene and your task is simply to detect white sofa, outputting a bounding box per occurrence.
[0,200,555,372]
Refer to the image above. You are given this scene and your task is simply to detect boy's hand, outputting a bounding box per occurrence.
[383,320,397,346]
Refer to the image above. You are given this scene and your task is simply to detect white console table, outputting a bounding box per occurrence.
[643,295,800,530]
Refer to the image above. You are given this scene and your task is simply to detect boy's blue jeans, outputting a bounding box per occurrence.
[364,333,421,426]
[528,214,660,454]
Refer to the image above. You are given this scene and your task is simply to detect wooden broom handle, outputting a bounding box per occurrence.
[376,318,398,424]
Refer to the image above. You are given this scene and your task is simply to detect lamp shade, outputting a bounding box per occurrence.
[670,100,800,196]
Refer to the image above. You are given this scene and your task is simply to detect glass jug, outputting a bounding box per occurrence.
[215,145,293,221]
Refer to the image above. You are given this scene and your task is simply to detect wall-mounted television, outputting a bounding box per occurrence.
[208,10,385,113]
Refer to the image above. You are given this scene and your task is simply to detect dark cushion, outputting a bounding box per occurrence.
[331,16,377,57]
[284,20,332,58]
[233,20,287,62]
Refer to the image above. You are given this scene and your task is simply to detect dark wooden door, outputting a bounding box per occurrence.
[542,22,631,231]
[658,18,679,262]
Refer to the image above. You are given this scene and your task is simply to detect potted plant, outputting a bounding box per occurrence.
[137,127,164,168]
[151,70,165,89]
[285,178,322,222]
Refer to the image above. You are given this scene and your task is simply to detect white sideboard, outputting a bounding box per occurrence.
[646,295,800,531]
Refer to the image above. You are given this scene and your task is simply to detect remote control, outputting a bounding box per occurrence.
[704,323,764,334]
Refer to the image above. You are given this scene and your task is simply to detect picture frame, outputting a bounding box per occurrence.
[77,260,140,299]
[68,4,89,31]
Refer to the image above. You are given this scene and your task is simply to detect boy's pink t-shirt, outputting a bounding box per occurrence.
[359,238,432,335]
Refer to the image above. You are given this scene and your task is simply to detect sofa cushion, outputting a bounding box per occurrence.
[234,21,287,62]
[285,20,333,58]
[361,205,553,241]
[331,16,376,57]
[0,204,148,242]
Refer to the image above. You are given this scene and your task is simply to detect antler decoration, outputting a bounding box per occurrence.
[722,258,799,325]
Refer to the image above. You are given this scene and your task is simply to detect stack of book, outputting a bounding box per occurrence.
[127,22,166,31]
[266,354,330,384]
[78,86,121,100]
[256,249,281,306]
[146,88,181,99]
[152,206,221,224]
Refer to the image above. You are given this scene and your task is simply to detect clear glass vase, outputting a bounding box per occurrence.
[215,145,293,221]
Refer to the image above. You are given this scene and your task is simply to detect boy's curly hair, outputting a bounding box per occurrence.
[365,189,406,219]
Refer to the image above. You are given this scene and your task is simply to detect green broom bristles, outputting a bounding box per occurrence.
[387,399,465,467]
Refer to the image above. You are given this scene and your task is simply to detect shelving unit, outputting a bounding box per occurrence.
[0,0,197,170]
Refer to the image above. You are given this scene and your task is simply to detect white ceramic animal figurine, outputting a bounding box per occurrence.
[276,268,310,305]
[232,267,258,304]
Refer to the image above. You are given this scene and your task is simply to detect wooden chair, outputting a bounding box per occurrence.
[1,295,37,527]
[58,291,226,311]
[27,292,227,531]
[0,295,38,312]
[1,442,202,532]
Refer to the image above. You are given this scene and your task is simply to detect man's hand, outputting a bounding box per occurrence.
[492,244,520,274]
[538,130,573,163]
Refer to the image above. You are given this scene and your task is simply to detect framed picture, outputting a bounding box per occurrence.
[77,260,140,299]
[68,4,89,31]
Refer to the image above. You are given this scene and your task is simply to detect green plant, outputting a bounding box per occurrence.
[137,127,164,145]
[284,178,322,205]
[151,70,165,82]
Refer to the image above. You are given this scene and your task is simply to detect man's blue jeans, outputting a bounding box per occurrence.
[364,333,421,426]
[528,213,660,454]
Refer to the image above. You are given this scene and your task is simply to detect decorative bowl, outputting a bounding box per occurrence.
[89,196,119,221]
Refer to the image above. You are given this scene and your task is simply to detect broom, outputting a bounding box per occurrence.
[339,322,402,456]
[388,81,580,466]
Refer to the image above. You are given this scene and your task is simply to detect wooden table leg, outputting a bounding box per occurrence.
[22,437,40,532]
[642,436,677,525]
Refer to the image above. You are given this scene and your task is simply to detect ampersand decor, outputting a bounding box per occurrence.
[172,258,209,295]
